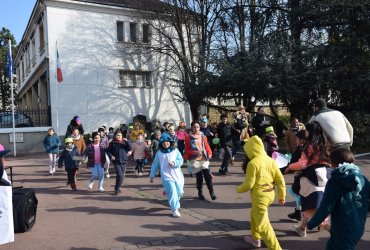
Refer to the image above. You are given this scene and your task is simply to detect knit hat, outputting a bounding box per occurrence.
[200,117,208,123]
[65,137,74,144]
[0,144,11,157]
[265,126,274,133]
[313,98,327,108]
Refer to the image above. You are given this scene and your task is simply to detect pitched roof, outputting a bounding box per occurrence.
[72,0,167,12]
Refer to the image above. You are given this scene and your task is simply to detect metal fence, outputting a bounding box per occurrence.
[0,108,51,128]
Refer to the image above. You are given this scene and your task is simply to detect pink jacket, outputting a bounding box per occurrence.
[132,141,149,160]
[176,129,188,141]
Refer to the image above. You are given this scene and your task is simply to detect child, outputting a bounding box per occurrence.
[43,127,61,175]
[263,126,279,157]
[98,127,110,178]
[132,133,150,176]
[236,135,285,249]
[176,122,187,155]
[107,127,114,143]
[307,148,370,249]
[285,121,331,237]
[284,129,306,221]
[84,132,107,192]
[149,133,184,217]
[107,129,132,195]
[150,130,161,157]
[167,125,178,147]
[58,138,81,191]
[70,127,86,154]
[184,121,216,201]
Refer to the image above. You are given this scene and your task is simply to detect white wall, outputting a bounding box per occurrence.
[45,3,191,135]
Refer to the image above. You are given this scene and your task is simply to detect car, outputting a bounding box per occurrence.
[0,112,34,128]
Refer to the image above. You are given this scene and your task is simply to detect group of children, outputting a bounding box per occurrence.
[41,114,370,250]
[238,119,370,250]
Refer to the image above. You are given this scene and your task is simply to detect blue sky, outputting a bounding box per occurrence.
[0,0,37,44]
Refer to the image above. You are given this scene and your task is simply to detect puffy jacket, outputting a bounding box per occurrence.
[107,139,132,164]
[43,135,61,154]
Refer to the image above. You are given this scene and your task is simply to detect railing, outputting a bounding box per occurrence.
[0,107,51,128]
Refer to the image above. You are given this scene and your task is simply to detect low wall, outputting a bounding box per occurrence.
[0,127,50,156]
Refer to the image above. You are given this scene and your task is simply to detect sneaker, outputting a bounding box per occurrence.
[52,168,56,174]
[88,181,94,190]
[98,187,105,192]
[172,209,181,218]
[244,235,261,248]
[293,225,307,237]
[138,172,143,176]
[135,170,139,176]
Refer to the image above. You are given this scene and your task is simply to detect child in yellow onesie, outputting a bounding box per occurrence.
[237,136,286,250]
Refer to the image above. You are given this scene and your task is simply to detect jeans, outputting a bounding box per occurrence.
[220,145,232,173]
[135,159,145,173]
[89,163,104,189]
[114,162,127,192]
[232,139,241,158]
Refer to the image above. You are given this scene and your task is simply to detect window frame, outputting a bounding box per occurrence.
[119,70,152,88]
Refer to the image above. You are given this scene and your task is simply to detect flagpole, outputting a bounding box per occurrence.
[56,41,59,134]
[9,39,16,157]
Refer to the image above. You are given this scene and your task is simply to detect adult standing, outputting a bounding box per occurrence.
[252,107,270,138]
[284,117,305,154]
[65,116,84,138]
[309,98,353,150]
[217,114,238,175]
[231,105,250,163]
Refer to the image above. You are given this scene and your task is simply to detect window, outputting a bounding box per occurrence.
[116,21,124,42]
[119,70,151,88]
[39,24,45,53]
[142,24,150,43]
[130,22,137,42]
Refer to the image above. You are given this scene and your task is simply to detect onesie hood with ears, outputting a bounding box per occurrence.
[243,135,266,160]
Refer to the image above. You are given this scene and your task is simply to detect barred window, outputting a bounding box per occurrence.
[119,70,152,88]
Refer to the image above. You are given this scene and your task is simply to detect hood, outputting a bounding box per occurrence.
[331,163,365,208]
[158,133,174,145]
[243,136,266,160]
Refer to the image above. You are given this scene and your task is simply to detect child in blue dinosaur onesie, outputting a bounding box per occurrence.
[237,135,286,250]
[307,148,370,250]
[149,133,184,218]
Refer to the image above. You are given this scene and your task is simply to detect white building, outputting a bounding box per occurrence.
[15,0,191,136]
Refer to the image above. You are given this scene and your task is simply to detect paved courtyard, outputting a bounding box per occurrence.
[3,152,370,250]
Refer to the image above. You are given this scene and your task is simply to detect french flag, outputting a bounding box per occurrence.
[56,49,63,83]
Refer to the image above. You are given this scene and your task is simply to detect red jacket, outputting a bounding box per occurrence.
[183,132,212,161]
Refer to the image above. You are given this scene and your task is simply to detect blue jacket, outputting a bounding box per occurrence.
[107,139,132,164]
[58,146,80,170]
[307,163,370,250]
[43,135,61,154]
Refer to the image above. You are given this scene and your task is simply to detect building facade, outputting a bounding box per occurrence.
[15,0,191,136]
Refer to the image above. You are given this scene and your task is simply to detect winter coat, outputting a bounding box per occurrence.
[217,123,235,147]
[107,139,132,164]
[83,143,106,168]
[132,141,150,160]
[309,107,353,147]
[307,163,370,250]
[43,135,61,154]
[183,132,212,161]
[58,146,80,170]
